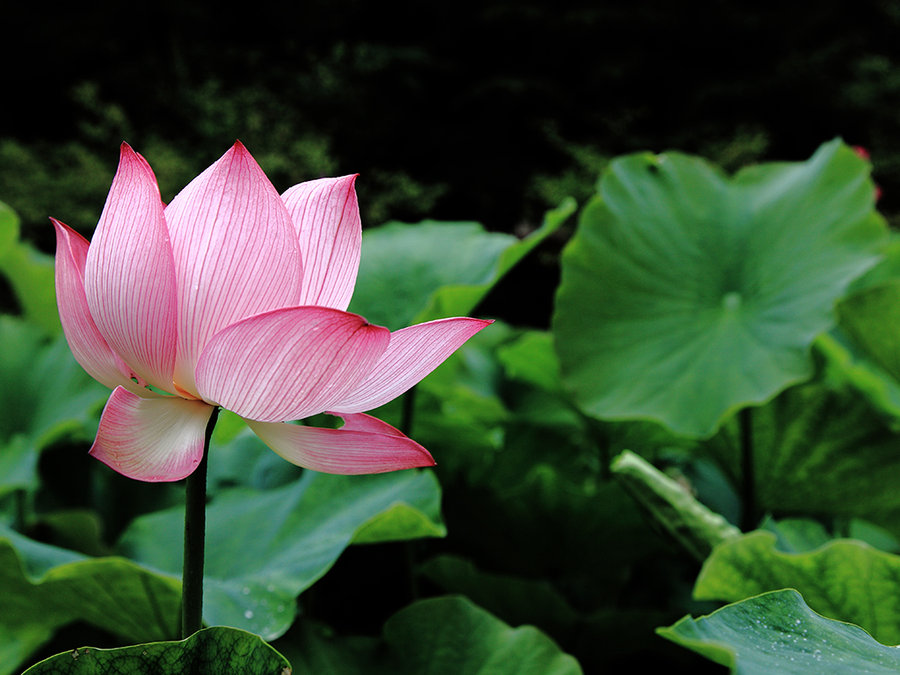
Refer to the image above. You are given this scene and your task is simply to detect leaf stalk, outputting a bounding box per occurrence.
[181,406,219,639]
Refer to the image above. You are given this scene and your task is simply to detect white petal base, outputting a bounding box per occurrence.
[90,387,215,482]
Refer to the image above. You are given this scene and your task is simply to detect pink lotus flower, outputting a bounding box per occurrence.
[53,142,491,482]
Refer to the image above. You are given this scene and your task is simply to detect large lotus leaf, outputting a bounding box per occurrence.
[0,202,59,335]
[694,530,900,645]
[22,626,290,674]
[118,469,444,640]
[349,199,573,330]
[0,526,182,675]
[659,589,900,674]
[0,316,107,496]
[280,596,582,675]
[553,139,886,438]
[698,365,900,530]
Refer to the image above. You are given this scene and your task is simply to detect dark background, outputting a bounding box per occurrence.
[3,0,898,327]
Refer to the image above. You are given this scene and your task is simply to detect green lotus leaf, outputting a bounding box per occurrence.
[659,589,900,674]
[22,626,290,674]
[554,139,885,437]
[695,531,900,645]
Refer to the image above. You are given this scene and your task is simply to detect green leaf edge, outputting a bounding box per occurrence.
[21,626,291,674]
[657,588,900,673]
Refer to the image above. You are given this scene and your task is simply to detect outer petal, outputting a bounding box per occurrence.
[83,143,178,393]
[165,142,303,396]
[53,218,145,392]
[246,413,435,474]
[195,306,390,422]
[282,174,361,311]
[89,386,214,482]
[330,317,493,413]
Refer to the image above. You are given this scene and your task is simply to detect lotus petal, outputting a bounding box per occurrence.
[52,218,144,392]
[195,306,390,422]
[90,386,214,481]
[165,142,303,396]
[83,144,178,393]
[331,317,493,413]
[283,174,361,311]
[246,413,434,474]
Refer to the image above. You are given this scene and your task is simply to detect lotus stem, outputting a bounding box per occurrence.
[181,406,220,639]
[401,385,418,436]
[400,386,420,601]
